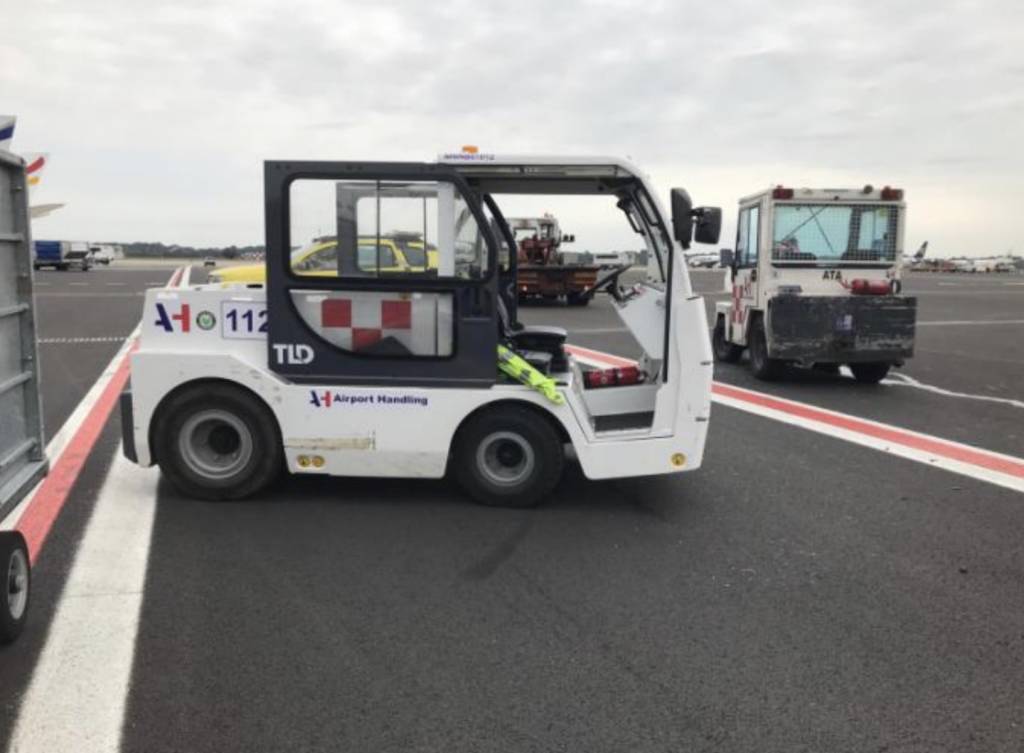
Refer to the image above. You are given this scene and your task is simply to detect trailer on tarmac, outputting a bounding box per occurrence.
[713,185,916,383]
[33,239,92,271]
[0,150,46,643]
[508,214,600,305]
[121,154,722,507]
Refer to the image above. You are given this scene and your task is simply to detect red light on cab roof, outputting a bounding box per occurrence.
[881,186,903,200]
[772,185,794,199]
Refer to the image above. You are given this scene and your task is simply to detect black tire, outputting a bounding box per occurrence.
[452,405,564,508]
[748,316,784,381]
[712,315,743,363]
[849,362,891,384]
[566,292,589,307]
[0,530,30,645]
[153,383,282,500]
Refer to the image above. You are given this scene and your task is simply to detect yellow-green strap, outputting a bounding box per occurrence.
[497,345,565,405]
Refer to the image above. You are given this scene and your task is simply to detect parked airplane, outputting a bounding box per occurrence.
[0,116,64,219]
[685,249,722,268]
[902,240,928,270]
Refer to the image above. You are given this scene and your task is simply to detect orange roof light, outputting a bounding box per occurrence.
[462,145,479,154]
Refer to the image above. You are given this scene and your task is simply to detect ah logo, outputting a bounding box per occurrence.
[155,302,191,332]
[273,343,314,365]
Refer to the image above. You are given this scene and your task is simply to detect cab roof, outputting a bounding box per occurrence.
[436,152,646,195]
[740,186,906,205]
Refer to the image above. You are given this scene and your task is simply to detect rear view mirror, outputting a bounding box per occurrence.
[670,188,694,249]
[693,207,722,245]
[719,248,734,267]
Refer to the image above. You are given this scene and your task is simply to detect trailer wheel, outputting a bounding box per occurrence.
[0,531,30,644]
[748,316,783,381]
[153,384,281,500]
[712,315,743,363]
[849,362,891,384]
[453,406,564,508]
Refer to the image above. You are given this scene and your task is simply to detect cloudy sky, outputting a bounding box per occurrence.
[4,0,1023,256]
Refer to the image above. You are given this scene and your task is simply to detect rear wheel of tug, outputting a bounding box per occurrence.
[153,383,282,500]
[748,315,784,381]
[712,315,743,363]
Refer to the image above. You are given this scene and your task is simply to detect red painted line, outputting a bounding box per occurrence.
[17,344,136,563]
[712,382,1024,479]
[17,269,180,563]
[565,343,1024,481]
[25,155,45,174]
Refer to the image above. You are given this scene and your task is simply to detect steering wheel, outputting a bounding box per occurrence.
[583,264,632,302]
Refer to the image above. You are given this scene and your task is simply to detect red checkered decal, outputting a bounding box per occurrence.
[291,291,451,356]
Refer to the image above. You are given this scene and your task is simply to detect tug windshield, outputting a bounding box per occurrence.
[772,204,899,264]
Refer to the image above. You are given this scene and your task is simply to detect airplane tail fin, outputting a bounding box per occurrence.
[22,152,49,194]
[0,115,15,152]
[914,241,928,261]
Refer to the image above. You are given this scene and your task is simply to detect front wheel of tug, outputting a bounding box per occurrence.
[452,406,564,508]
[153,383,282,500]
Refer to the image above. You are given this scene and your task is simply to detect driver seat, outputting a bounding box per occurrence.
[496,295,569,373]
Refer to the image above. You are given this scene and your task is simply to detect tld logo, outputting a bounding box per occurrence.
[273,343,314,365]
[155,302,190,332]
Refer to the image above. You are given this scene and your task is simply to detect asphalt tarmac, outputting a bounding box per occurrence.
[2,265,1022,753]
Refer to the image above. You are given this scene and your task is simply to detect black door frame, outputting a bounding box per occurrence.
[264,160,500,387]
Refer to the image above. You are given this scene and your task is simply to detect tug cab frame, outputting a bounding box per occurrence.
[123,154,721,507]
[713,185,916,383]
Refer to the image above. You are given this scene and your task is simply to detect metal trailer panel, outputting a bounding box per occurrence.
[0,150,47,520]
[517,264,600,296]
[767,294,917,363]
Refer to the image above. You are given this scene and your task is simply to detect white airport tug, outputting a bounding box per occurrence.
[121,154,722,507]
[713,185,916,382]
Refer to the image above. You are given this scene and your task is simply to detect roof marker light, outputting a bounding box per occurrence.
[772,186,794,199]
[881,186,904,200]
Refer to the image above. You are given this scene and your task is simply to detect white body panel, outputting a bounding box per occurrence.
[128,285,712,481]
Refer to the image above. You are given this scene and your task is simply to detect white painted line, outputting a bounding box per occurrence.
[917,319,1024,326]
[180,264,193,287]
[34,282,50,287]
[881,372,1024,409]
[1,327,140,531]
[37,336,129,344]
[105,282,126,287]
[69,282,89,287]
[9,454,159,753]
[566,344,1024,494]
[712,387,1024,495]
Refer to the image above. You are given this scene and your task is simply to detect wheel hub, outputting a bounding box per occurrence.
[477,431,536,487]
[178,409,254,481]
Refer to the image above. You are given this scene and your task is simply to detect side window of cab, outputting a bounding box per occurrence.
[736,205,760,267]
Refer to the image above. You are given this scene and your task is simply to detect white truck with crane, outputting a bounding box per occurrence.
[713,185,916,383]
[120,153,722,507]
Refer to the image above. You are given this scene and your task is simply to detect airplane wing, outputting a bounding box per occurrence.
[30,203,65,219]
